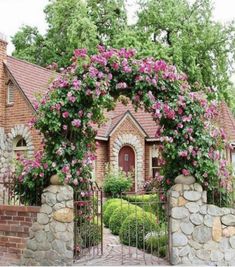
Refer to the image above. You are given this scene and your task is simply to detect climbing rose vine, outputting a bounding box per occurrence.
[17,46,232,201]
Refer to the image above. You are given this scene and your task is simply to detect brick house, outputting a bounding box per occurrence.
[1,35,235,192]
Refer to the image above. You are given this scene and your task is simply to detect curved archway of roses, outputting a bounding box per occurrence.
[31,46,228,195]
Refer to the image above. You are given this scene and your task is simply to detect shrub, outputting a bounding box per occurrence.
[124,194,159,214]
[109,203,142,235]
[103,164,133,197]
[119,211,157,249]
[104,201,125,227]
[144,228,167,257]
[103,198,123,212]
[76,222,101,249]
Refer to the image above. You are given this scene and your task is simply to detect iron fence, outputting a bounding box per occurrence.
[118,190,169,265]
[0,176,42,206]
[74,181,103,262]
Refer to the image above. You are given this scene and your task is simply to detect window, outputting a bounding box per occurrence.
[150,144,161,177]
[7,82,14,104]
[232,151,235,174]
[13,136,28,158]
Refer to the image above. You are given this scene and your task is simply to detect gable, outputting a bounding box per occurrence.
[109,111,147,138]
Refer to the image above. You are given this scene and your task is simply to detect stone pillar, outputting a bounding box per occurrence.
[21,183,74,266]
[168,175,235,265]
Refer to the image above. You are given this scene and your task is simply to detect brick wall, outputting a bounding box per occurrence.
[95,140,109,186]
[0,205,40,264]
[0,37,7,127]
[4,80,42,151]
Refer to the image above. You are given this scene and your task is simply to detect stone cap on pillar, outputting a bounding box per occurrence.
[174,175,195,185]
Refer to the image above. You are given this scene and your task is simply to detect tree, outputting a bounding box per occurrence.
[11,0,235,101]
[136,0,235,101]
[12,0,127,68]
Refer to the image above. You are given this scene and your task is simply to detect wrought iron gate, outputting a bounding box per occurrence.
[74,182,103,262]
[74,188,169,265]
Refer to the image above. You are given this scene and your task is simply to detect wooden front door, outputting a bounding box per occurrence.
[118,146,135,191]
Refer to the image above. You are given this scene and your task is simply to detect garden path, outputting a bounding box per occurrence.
[74,227,169,266]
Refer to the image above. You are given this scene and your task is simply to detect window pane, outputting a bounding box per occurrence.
[152,157,158,167]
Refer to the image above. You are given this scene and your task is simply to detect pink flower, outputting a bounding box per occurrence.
[116,82,127,89]
[78,110,83,117]
[63,125,68,130]
[182,115,192,122]
[178,151,188,157]
[74,48,87,58]
[182,169,190,176]
[62,112,69,118]
[72,119,81,128]
[72,79,81,90]
[39,173,44,177]
[73,179,78,186]
[43,163,48,169]
[62,165,70,174]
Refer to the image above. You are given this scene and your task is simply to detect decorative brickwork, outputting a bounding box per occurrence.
[111,133,144,191]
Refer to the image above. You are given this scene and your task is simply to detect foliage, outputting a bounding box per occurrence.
[144,228,167,257]
[15,46,233,206]
[12,0,127,68]
[13,151,50,205]
[119,211,157,249]
[123,194,160,214]
[109,204,142,235]
[103,198,127,212]
[103,201,122,227]
[136,0,235,102]
[76,222,101,249]
[11,0,235,105]
[103,164,133,197]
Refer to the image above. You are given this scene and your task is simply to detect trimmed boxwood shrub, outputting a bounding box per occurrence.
[144,229,167,257]
[124,194,159,214]
[109,204,142,235]
[103,198,123,212]
[119,211,157,249]
[103,200,127,227]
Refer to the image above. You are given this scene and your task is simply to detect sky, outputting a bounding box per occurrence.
[0,0,235,54]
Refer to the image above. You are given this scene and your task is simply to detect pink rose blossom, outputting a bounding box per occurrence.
[72,119,81,128]
[182,169,190,176]
[62,112,69,118]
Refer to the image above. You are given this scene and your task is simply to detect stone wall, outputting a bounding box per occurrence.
[168,181,235,265]
[21,184,74,266]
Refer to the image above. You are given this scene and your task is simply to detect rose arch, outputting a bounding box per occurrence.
[17,46,231,202]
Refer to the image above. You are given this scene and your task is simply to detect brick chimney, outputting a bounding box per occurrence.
[0,33,7,128]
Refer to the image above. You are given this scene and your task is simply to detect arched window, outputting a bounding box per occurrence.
[13,136,28,157]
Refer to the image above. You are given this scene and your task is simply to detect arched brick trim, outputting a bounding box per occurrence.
[7,124,34,157]
[112,133,144,191]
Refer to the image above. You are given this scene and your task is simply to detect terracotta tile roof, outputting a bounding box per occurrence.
[215,101,235,142]
[4,56,235,142]
[5,56,56,106]
[96,100,158,138]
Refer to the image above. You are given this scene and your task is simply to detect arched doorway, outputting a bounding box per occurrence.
[118,146,135,191]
